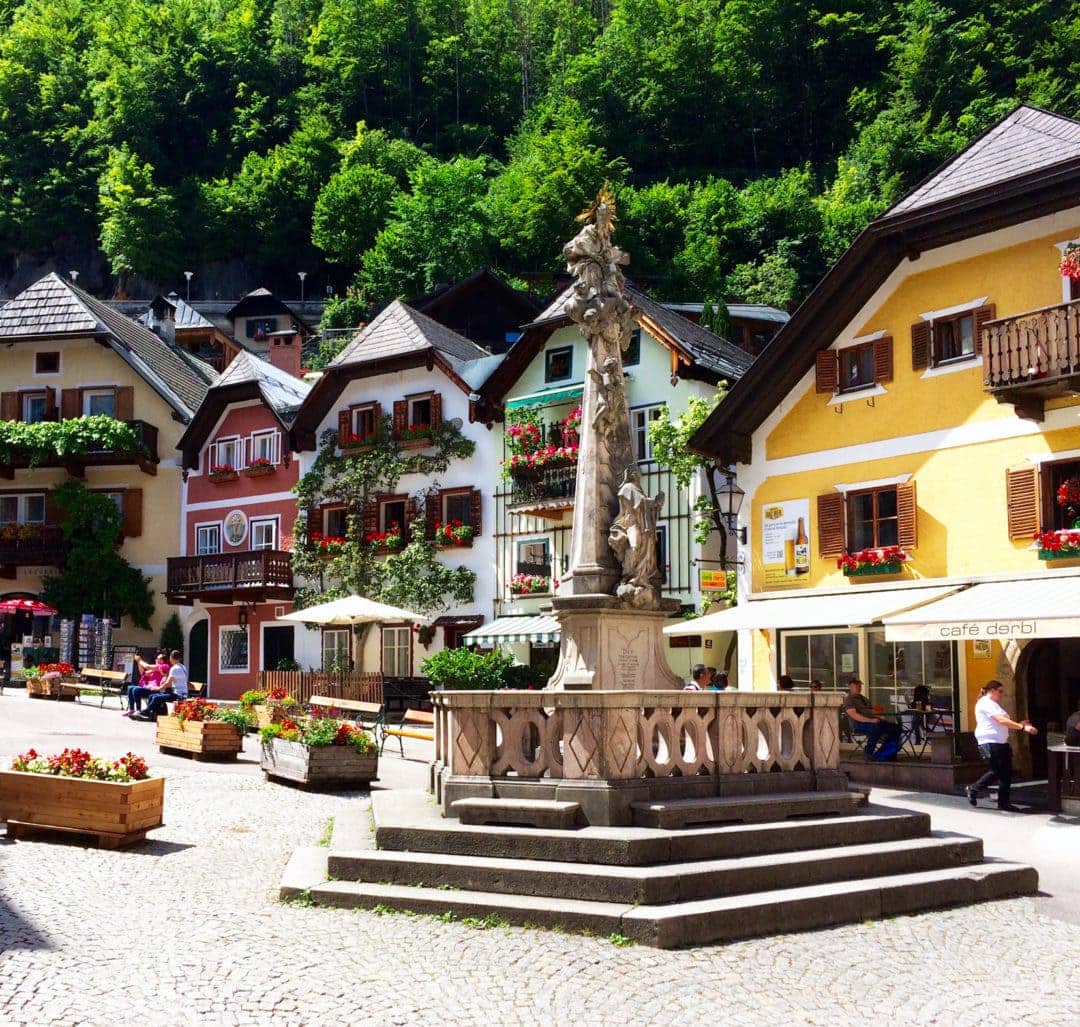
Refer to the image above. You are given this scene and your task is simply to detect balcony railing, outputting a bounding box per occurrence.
[983,300,1080,419]
[0,525,68,578]
[0,419,160,479]
[165,549,294,604]
[508,466,577,517]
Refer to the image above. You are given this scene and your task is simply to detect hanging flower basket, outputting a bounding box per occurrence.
[1035,529,1080,561]
[838,546,911,577]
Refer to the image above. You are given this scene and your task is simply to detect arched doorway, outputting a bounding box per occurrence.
[188,619,209,688]
[1018,638,1080,778]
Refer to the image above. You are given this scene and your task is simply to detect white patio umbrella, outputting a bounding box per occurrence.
[279,594,429,627]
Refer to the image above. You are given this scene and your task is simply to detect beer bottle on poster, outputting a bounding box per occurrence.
[794,516,810,575]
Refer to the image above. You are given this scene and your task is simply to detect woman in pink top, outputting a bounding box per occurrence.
[123,653,169,716]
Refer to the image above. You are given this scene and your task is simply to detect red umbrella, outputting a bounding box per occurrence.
[0,598,58,616]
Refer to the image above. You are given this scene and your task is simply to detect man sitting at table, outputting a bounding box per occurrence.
[843,678,902,760]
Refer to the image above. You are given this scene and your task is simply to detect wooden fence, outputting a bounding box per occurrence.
[258,670,383,705]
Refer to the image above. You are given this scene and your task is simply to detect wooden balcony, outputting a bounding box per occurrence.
[983,300,1080,420]
[165,550,294,605]
[0,525,68,579]
[0,419,160,479]
[507,466,577,520]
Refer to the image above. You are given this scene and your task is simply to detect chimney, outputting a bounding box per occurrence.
[266,330,303,379]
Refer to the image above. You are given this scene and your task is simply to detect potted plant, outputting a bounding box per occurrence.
[1060,244,1080,281]
[208,463,238,483]
[260,712,378,788]
[838,545,911,577]
[156,698,247,760]
[36,662,77,700]
[241,687,300,730]
[432,520,474,548]
[0,748,163,848]
[242,457,275,478]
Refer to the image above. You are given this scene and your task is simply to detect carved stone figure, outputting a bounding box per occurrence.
[587,356,622,435]
[609,468,665,607]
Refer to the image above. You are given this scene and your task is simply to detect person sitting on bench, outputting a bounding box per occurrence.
[843,677,901,760]
[134,651,188,721]
[123,652,168,718]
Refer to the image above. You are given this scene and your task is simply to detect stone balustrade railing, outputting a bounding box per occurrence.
[431,690,844,784]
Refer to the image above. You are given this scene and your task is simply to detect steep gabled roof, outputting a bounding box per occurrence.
[891,105,1080,217]
[0,273,215,418]
[410,267,542,319]
[138,294,217,332]
[689,105,1080,465]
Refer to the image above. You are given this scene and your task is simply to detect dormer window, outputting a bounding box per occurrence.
[838,342,875,393]
[210,436,241,471]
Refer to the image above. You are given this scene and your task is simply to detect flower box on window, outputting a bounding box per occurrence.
[242,459,275,478]
[432,521,474,549]
[510,573,551,596]
[838,546,911,577]
[208,465,238,483]
[395,424,433,450]
[365,525,404,553]
[1035,529,1080,561]
[308,532,347,558]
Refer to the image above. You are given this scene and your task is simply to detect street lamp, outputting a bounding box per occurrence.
[184,271,193,302]
[298,271,307,303]
[69,270,79,283]
[711,466,748,544]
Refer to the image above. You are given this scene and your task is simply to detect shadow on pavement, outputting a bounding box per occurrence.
[0,889,53,952]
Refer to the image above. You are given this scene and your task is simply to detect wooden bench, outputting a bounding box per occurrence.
[307,695,384,733]
[380,709,435,756]
[75,668,130,708]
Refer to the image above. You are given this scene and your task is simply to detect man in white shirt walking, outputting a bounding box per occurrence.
[968,680,1037,812]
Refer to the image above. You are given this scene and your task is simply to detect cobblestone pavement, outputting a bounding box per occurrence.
[1,694,1079,1026]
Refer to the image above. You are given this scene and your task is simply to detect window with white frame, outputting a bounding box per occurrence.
[83,389,116,417]
[0,493,45,524]
[250,517,277,550]
[380,497,406,533]
[382,625,412,676]
[407,394,432,428]
[22,392,48,423]
[248,429,279,465]
[196,523,221,555]
[210,436,242,471]
[219,626,249,672]
[322,628,350,671]
[351,404,379,441]
[632,404,665,463]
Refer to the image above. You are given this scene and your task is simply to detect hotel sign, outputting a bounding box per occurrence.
[885,617,1080,642]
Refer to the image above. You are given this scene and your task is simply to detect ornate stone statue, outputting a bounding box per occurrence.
[609,468,665,607]
[587,356,622,435]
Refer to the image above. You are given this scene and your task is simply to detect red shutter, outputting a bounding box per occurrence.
[426,490,441,539]
[361,499,378,536]
[896,480,917,548]
[1006,466,1040,540]
[872,336,893,383]
[60,388,79,419]
[44,489,63,525]
[430,392,443,428]
[815,351,838,394]
[1,392,19,421]
[114,386,134,421]
[911,322,931,370]
[392,400,407,438]
[469,488,482,536]
[972,303,996,356]
[121,488,143,538]
[338,409,351,442]
[817,492,846,558]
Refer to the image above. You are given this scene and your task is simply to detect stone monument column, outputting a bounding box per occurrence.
[547,186,683,691]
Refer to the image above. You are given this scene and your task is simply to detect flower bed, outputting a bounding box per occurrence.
[0,748,163,848]
[156,699,246,761]
[838,545,910,577]
[1035,529,1080,561]
[259,714,378,788]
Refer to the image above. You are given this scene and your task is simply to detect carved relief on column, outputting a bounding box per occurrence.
[562,707,604,779]
[599,702,643,779]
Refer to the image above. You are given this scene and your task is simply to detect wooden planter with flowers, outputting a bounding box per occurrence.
[155,699,246,761]
[25,667,76,700]
[208,465,238,484]
[838,546,911,578]
[241,460,275,479]
[260,718,378,789]
[0,749,163,848]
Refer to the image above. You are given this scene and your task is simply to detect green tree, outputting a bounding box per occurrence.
[725,244,800,311]
[159,612,184,656]
[313,163,399,267]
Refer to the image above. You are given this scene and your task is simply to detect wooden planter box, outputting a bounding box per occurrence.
[0,770,164,848]
[208,470,238,484]
[261,738,378,789]
[241,464,275,478]
[252,705,297,730]
[397,435,433,450]
[156,716,243,761]
[25,675,76,700]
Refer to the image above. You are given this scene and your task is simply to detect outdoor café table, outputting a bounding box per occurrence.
[1047,744,1080,814]
[885,708,954,758]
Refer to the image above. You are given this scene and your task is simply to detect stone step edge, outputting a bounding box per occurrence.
[630,789,861,810]
[280,846,329,900]
[306,861,1038,949]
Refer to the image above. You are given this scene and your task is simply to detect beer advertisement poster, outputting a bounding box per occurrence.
[762,499,811,588]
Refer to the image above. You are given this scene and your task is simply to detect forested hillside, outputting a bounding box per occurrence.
[2,0,1078,309]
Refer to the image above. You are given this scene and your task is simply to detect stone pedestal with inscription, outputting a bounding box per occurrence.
[547,595,684,691]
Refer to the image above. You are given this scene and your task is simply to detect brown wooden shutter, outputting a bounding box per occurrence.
[338,409,351,441]
[44,489,63,525]
[911,322,931,370]
[372,401,382,439]
[872,336,893,383]
[817,492,846,557]
[896,480,917,548]
[392,400,407,437]
[1,392,19,421]
[405,495,418,536]
[815,351,838,394]
[426,490,441,538]
[60,388,79,419]
[121,488,143,538]
[361,499,378,536]
[972,303,996,356]
[469,488,482,536]
[43,387,58,421]
[114,386,134,421]
[1006,466,1040,539]
[430,392,443,428]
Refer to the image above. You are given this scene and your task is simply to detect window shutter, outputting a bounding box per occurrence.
[911,322,931,370]
[60,388,79,419]
[426,490,441,538]
[896,480,917,548]
[362,499,378,536]
[817,492,846,557]
[972,303,996,356]
[392,400,407,437]
[372,401,382,439]
[337,409,351,442]
[44,387,58,421]
[44,489,63,525]
[121,488,143,538]
[469,488,483,536]
[405,495,419,535]
[114,386,134,421]
[815,351,838,394]
[1,392,19,421]
[430,392,443,428]
[872,336,894,383]
[1006,466,1039,540]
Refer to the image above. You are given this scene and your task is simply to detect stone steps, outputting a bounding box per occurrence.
[630,790,864,829]
[451,797,583,829]
[328,833,984,905]
[302,861,1037,949]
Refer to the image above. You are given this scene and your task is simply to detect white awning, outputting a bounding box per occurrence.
[463,615,560,645]
[664,586,960,636]
[883,577,1080,641]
